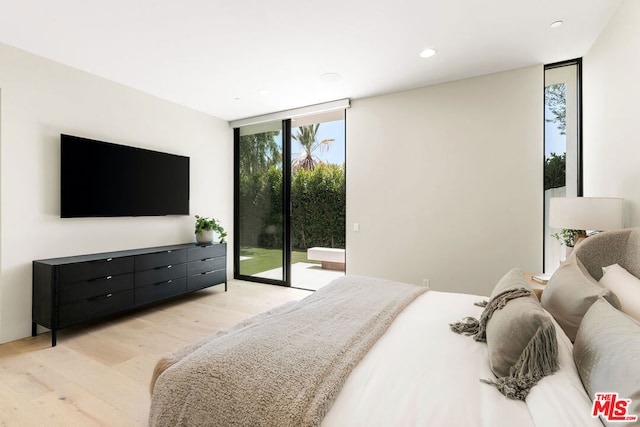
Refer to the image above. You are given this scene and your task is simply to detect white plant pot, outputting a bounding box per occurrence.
[196,230,214,244]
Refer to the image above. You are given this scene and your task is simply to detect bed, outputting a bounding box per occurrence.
[149,229,640,427]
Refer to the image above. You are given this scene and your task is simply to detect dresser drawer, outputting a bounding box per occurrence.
[59,289,134,327]
[188,244,225,261]
[188,257,225,276]
[135,263,186,288]
[188,269,226,291]
[135,249,187,271]
[135,277,187,305]
[59,257,134,283]
[60,273,134,304]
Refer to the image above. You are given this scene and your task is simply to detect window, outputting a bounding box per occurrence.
[544,59,582,272]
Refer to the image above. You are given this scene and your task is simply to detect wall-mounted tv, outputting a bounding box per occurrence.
[60,134,190,218]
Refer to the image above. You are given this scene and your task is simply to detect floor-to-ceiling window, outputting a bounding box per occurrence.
[233,102,347,289]
[544,59,582,272]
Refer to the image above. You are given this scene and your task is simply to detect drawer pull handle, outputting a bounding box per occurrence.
[167,250,172,253]
[88,293,113,301]
[200,258,213,262]
[201,270,215,275]
[154,265,172,270]
[106,258,113,262]
[154,279,173,286]
[89,275,113,282]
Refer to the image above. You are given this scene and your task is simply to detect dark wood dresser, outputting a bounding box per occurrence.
[33,242,226,346]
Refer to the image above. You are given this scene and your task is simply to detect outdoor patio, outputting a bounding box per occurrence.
[257,262,344,291]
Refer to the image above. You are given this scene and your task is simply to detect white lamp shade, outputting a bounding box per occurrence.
[549,197,624,231]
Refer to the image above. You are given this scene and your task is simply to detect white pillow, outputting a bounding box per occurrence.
[600,264,640,321]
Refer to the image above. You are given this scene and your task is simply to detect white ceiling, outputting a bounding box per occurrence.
[0,0,623,122]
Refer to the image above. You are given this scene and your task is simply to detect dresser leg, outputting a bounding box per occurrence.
[32,322,37,337]
[52,329,57,347]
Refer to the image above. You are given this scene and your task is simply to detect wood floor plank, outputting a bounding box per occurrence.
[0,280,312,426]
[62,329,144,367]
[113,353,162,386]
[0,378,55,426]
[0,351,67,401]
[28,346,151,424]
[33,382,141,427]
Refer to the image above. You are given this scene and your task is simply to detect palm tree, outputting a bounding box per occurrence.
[291,124,334,171]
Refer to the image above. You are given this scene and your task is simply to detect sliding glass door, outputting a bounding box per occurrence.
[289,111,345,289]
[235,121,288,284]
[234,111,346,289]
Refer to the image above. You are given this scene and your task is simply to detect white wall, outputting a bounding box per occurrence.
[583,0,639,226]
[346,66,543,296]
[0,43,233,343]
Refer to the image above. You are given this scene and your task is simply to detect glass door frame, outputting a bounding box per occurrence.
[233,104,348,288]
[233,121,293,286]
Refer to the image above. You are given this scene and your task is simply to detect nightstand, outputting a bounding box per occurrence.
[523,272,548,301]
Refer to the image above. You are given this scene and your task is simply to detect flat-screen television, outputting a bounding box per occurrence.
[60,134,190,218]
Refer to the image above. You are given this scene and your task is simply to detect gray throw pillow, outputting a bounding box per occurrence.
[541,257,620,342]
[490,268,534,299]
[573,298,640,426]
[487,268,554,379]
[482,269,558,400]
[486,295,556,378]
[451,268,559,400]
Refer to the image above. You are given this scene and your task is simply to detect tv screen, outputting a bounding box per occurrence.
[61,134,190,218]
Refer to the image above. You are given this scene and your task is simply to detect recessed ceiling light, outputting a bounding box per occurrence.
[419,48,437,59]
[257,89,269,96]
[320,72,342,83]
[550,20,563,28]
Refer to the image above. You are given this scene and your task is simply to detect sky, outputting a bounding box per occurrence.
[545,105,565,158]
[291,119,345,166]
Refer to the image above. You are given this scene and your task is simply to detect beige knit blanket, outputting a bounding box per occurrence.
[149,275,427,427]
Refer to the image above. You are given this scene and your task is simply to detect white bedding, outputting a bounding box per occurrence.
[322,290,602,427]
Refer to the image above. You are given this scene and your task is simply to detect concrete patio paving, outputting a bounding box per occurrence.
[256,262,344,291]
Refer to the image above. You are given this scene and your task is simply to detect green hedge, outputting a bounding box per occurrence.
[291,163,345,249]
[238,163,345,250]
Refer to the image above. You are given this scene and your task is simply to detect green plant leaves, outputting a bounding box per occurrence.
[194,215,227,243]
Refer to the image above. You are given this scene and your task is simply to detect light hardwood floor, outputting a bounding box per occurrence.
[0,280,312,426]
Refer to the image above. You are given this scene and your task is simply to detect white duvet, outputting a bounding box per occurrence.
[322,290,602,427]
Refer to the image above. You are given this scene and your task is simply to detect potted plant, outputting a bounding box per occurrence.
[552,229,583,257]
[194,215,227,244]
